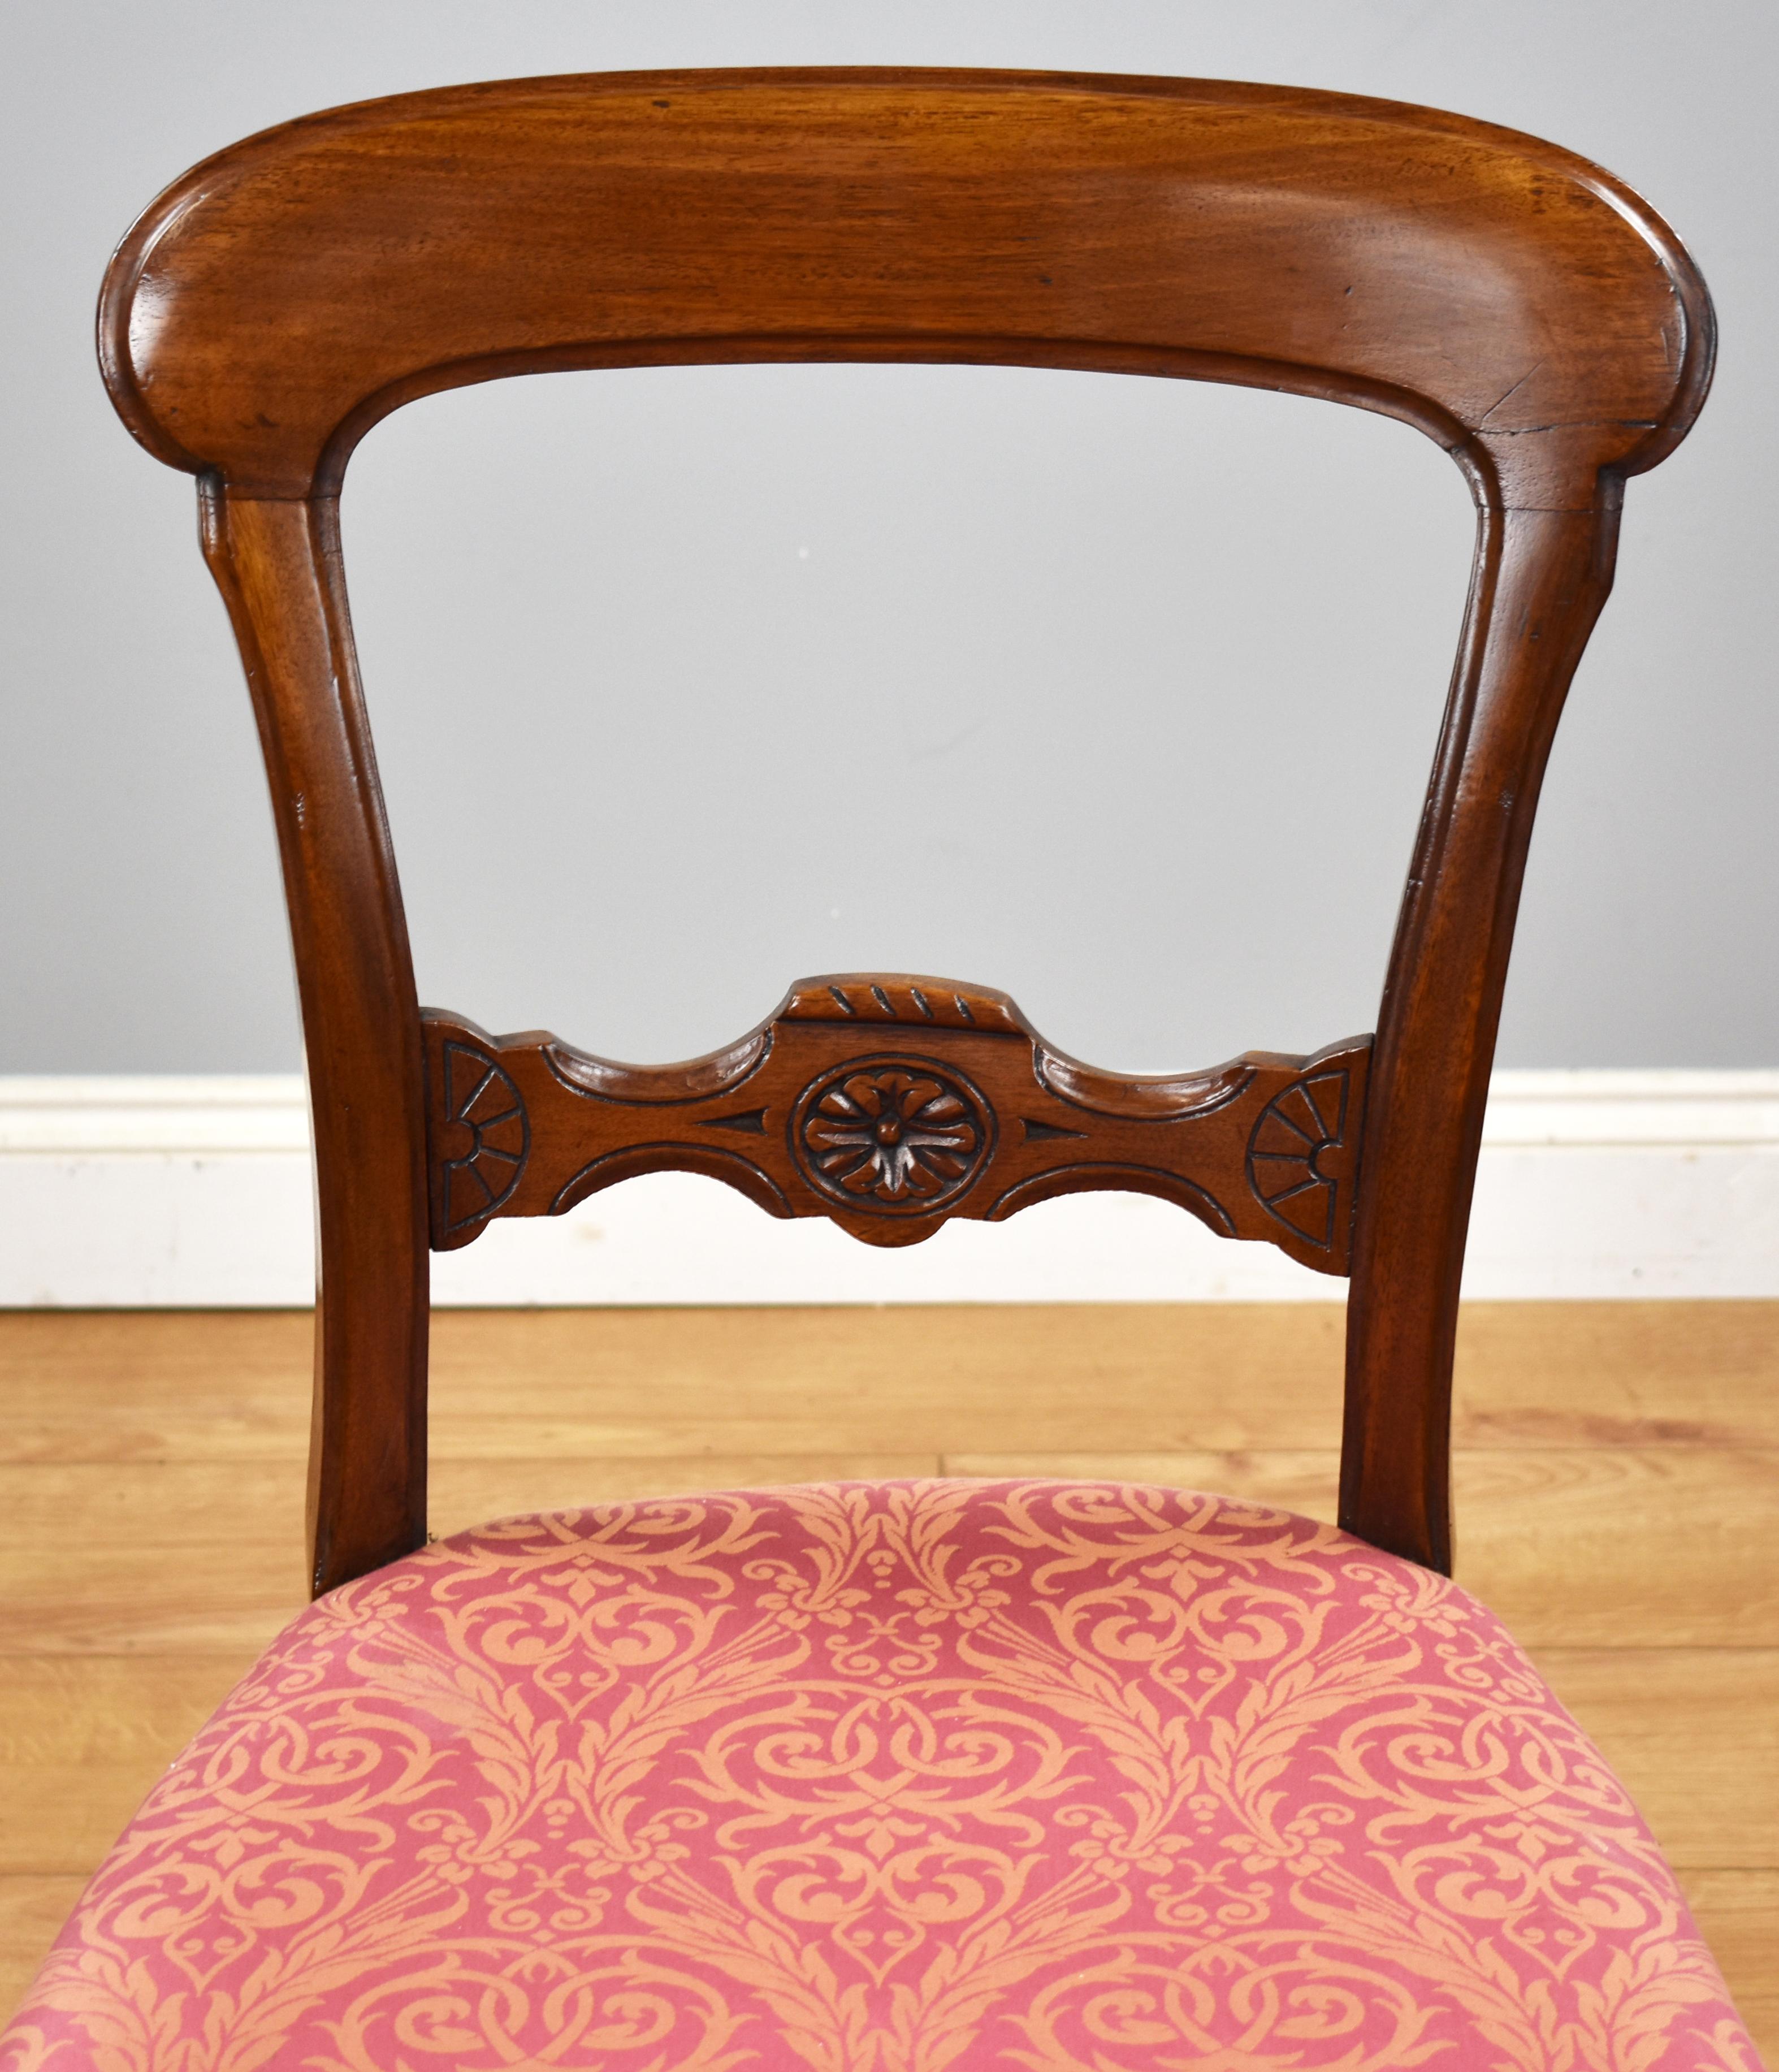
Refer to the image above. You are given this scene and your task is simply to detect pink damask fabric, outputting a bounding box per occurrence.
[2,1480,1760,2071]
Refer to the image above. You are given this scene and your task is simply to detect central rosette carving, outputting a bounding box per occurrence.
[793,1058,992,1213]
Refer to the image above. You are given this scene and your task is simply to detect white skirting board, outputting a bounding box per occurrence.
[1,1071,1775,1307]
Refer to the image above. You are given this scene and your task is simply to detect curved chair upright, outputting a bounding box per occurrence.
[5,69,1754,2072]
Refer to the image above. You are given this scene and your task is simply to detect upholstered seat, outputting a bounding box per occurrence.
[3,1480,1752,2070]
[19,62,1750,2072]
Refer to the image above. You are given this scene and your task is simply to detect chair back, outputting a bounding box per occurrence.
[98,68,1713,1591]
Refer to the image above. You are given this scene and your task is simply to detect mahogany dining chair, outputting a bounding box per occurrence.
[3,68,1755,2072]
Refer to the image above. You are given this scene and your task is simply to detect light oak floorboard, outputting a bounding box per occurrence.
[942,1447,1779,1646]
[0,1457,936,1654]
[0,1657,263,1874]
[1527,1651,1779,1871]
[0,1302,1772,2049]
[0,1312,312,1464]
[427,1454,940,1540]
[1678,1872,1779,2049]
[5,1301,1774,1461]
[0,1880,88,2029]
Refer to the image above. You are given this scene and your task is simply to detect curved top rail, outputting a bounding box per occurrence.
[100,67,1712,508]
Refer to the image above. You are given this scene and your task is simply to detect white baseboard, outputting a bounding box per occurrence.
[2,1071,1774,1307]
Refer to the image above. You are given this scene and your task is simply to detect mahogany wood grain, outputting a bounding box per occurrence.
[423,982,1369,1270]
[95,69,1715,1590]
[196,490,428,1595]
[101,72,1709,513]
[1342,503,1620,1568]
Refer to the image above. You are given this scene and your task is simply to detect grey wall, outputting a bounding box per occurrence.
[3,0,1773,1076]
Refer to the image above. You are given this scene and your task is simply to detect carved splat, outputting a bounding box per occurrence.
[423,976,1370,1274]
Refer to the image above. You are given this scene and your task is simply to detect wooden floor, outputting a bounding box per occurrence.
[0,1302,1773,2050]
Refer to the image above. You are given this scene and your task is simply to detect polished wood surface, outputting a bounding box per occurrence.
[426,985,1369,1268]
[1,1305,1770,2043]
[198,490,428,1600]
[101,71,1708,509]
[97,70,1715,1588]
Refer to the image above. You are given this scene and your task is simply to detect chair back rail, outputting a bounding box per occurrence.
[98,70,1713,1591]
[423,993,1373,1272]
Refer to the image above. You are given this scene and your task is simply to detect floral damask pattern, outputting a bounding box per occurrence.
[1,1481,1760,2072]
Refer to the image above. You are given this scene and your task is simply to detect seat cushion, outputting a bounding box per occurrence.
[2,1480,1756,2071]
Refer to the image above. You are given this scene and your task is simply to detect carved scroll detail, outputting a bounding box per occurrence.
[422,976,1370,1271]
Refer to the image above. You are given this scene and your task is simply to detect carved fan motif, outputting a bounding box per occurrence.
[422,997,1369,1273]
[440,1043,530,1235]
[1245,1070,1351,1249]
[794,1059,990,1214]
